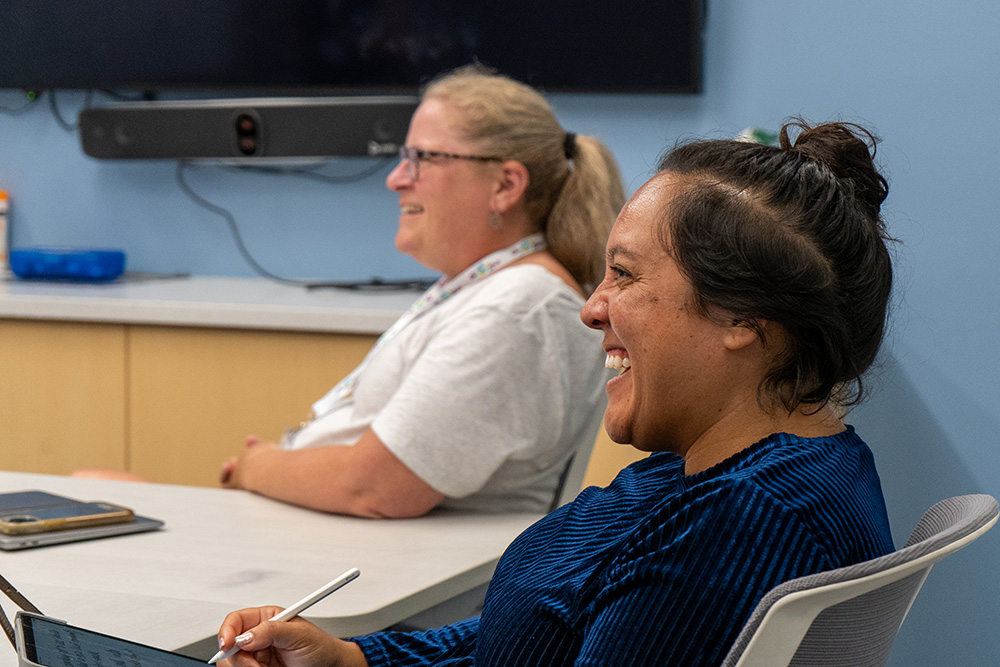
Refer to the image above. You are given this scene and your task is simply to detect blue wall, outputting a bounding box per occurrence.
[2,1,999,664]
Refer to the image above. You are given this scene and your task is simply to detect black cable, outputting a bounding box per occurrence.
[176,160,310,286]
[174,161,433,291]
[0,91,39,115]
[47,89,94,131]
[47,90,75,130]
[306,277,435,291]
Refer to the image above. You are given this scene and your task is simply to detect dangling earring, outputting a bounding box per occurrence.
[489,211,503,231]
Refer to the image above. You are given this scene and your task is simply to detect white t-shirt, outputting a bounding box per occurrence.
[286,265,609,512]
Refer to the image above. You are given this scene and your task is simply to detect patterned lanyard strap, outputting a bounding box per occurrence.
[305,233,547,422]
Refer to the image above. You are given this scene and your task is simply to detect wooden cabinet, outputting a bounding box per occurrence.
[0,318,374,485]
[0,319,127,475]
[128,326,375,486]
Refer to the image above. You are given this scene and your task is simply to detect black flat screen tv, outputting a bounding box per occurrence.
[0,0,705,94]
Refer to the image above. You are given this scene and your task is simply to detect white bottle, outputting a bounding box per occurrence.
[0,190,8,271]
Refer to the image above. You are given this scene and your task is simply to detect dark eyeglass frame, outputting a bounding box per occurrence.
[398,146,503,180]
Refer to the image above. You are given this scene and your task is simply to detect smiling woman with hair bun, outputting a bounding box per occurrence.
[214,118,897,666]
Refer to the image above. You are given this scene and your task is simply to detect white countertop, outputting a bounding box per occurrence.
[0,274,419,334]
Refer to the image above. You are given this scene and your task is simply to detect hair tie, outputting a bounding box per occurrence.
[563,132,577,160]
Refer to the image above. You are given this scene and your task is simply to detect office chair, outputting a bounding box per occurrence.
[720,493,999,667]
[548,436,598,511]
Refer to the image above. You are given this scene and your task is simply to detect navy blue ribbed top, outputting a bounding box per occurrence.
[356,427,893,666]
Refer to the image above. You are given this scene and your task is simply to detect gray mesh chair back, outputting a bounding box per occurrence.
[720,494,999,667]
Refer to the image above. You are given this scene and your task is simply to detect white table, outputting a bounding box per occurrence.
[0,471,542,664]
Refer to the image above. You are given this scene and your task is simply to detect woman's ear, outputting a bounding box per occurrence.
[723,319,764,351]
[491,160,530,213]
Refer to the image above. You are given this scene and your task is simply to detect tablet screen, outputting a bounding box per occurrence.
[19,615,206,667]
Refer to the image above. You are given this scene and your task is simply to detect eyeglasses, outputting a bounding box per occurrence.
[397,146,503,180]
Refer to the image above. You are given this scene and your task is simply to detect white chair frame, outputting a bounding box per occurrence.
[722,494,999,667]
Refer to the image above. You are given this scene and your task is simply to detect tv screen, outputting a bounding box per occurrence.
[0,0,704,94]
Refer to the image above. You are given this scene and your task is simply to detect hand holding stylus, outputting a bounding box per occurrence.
[208,568,360,664]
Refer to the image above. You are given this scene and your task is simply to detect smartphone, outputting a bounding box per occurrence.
[0,502,134,535]
[16,612,206,667]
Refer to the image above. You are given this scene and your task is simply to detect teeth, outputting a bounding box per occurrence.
[605,354,631,372]
[401,205,424,214]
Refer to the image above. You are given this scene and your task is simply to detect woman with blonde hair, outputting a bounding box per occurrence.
[213,64,626,518]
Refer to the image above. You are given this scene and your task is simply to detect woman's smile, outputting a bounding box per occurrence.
[604,351,631,373]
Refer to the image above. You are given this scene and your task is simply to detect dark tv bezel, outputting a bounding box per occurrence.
[0,1,705,96]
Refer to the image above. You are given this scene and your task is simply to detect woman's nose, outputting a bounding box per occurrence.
[385,158,412,191]
[580,285,609,330]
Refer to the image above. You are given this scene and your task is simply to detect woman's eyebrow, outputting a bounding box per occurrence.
[606,244,641,263]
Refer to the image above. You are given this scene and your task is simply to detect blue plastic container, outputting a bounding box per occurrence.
[9,248,126,282]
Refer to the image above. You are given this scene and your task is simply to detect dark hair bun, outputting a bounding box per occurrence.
[780,120,889,221]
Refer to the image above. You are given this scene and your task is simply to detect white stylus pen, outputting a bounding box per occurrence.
[207,568,360,664]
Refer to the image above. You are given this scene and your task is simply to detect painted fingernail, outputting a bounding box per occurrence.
[235,632,253,648]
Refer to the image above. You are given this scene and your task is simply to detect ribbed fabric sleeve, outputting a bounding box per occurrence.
[354,427,893,666]
[355,618,479,666]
